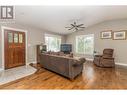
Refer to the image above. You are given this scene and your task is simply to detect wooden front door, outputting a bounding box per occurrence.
[4,29,26,69]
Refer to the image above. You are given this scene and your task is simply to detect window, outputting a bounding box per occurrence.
[45,34,61,52]
[19,34,23,43]
[14,33,18,43]
[76,34,94,55]
[8,32,13,43]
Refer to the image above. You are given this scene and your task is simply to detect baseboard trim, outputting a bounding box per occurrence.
[28,61,37,64]
[115,63,127,66]
[85,58,127,67]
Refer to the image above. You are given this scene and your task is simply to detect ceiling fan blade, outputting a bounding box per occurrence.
[75,27,78,31]
[68,27,74,30]
[77,24,84,27]
[65,27,72,28]
[71,24,75,27]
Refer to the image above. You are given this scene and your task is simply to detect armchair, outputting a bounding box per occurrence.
[93,49,115,67]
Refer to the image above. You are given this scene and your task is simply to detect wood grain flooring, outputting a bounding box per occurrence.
[0,61,127,89]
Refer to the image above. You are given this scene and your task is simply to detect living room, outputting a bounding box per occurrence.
[1,0,127,94]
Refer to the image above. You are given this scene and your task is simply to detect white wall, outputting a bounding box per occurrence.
[66,19,127,64]
[1,19,127,68]
[0,22,65,69]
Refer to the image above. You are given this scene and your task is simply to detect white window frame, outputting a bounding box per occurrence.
[76,34,94,55]
[45,34,61,52]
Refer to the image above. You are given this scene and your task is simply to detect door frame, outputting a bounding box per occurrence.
[1,26,28,70]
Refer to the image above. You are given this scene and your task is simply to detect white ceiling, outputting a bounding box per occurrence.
[15,6,127,35]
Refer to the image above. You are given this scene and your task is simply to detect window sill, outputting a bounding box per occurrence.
[75,53,93,56]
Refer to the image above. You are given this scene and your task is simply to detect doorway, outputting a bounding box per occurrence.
[4,29,26,69]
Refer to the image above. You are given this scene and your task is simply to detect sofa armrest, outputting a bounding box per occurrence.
[72,60,82,67]
[72,58,86,67]
[69,58,85,79]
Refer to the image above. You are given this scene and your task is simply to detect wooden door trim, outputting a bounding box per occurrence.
[1,26,28,70]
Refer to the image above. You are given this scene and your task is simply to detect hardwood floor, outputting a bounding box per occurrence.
[0,61,127,89]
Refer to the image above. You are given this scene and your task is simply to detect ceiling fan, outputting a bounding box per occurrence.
[65,22,85,31]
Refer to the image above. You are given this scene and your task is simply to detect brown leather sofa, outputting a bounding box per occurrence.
[40,53,86,79]
[93,49,115,67]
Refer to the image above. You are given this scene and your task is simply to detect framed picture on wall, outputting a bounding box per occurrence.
[113,30,127,40]
[101,30,112,39]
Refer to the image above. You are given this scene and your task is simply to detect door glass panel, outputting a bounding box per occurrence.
[14,33,18,43]
[8,32,13,43]
[19,34,23,43]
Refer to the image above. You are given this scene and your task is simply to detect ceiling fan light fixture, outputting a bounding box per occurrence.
[65,21,85,31]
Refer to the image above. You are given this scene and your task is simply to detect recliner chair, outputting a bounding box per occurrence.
[93,49,115,67]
